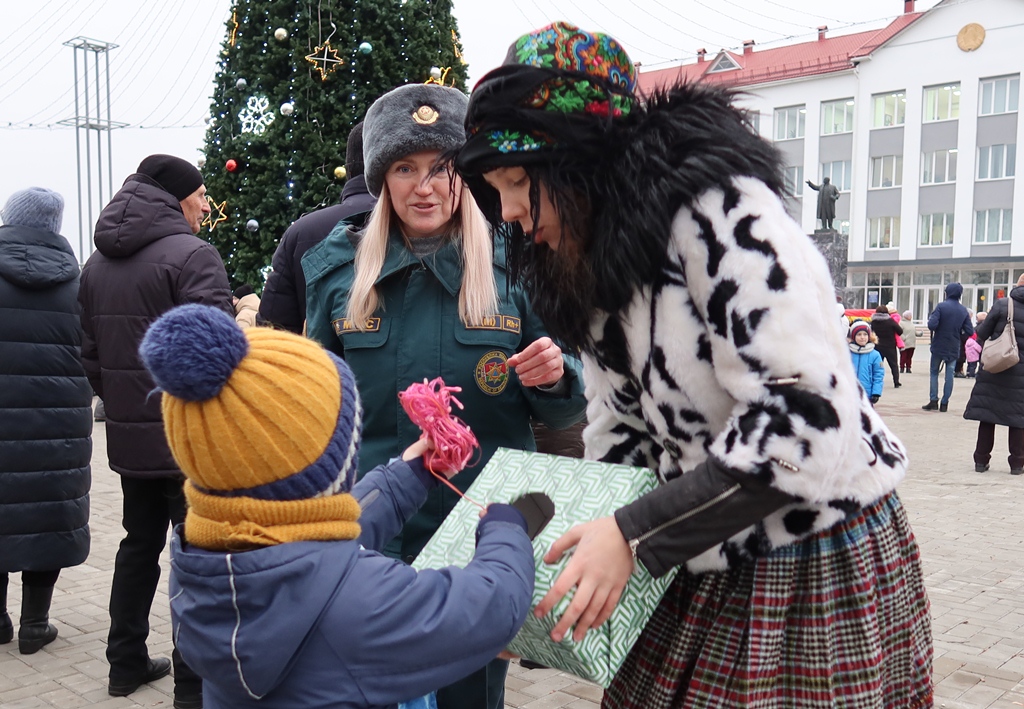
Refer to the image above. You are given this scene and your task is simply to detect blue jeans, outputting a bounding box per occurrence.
[929,353,957,404]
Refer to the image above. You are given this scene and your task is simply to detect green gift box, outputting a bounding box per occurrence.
[412,447,677,687]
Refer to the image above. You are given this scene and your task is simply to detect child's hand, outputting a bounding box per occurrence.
[401,437,434,462]
[402,437,462,479]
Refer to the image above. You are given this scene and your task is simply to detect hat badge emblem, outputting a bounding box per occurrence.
[412,105,439,125]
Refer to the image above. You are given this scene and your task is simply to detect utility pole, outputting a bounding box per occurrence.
[57,37,127,263]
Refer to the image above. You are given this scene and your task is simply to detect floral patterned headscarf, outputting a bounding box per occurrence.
[457,22,638,164]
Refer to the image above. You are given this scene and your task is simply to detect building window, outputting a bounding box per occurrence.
[782,165,804,196]
[980,75,1020,115]
[870,155,903,188]
[919,213,954,246]
[975,208,1013,243]
[774,105,806,140]
[821,160,852,191]
[868,217,900,249]
[977,144,1016,180]
[923,84,960,122]
[921,149,958,184]
[747,111,761,135]
[872,91,906,127]
[821,99,854,135]
[708,54,740,73]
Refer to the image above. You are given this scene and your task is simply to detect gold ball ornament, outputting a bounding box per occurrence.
[334,166,347,179]
[274,27,288,41]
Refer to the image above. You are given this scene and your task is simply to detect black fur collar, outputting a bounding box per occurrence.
[588,82,785,315]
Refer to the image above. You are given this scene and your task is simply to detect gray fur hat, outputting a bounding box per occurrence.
[362,84,469,197]
[1,187,64,234]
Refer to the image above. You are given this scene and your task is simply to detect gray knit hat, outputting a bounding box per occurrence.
[1,187,64,234]
[362,84,469,197]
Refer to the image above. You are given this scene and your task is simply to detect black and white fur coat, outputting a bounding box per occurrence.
[579,87,909,574]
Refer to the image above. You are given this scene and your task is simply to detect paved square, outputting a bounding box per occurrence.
[2,345,1022,708]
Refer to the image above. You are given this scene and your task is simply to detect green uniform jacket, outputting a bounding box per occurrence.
[303,225,587,561]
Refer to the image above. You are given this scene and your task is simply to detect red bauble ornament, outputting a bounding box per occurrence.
[225,159,238,172]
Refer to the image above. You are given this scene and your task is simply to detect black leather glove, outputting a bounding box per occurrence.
[870,395,880,404]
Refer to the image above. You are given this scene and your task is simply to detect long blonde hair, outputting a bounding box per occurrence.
[346,182,499,329]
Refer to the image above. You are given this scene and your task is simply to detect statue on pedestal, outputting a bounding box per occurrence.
[806,177,840,230]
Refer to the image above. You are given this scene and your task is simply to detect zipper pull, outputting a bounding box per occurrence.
[628,537,641,574]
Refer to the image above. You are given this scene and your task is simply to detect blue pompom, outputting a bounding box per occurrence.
[140,304,249,401]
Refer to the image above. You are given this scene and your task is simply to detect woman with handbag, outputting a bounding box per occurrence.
[963,274,1024,475]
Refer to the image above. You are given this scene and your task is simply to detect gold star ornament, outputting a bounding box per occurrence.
[202,196,229,232]
[305,41,342,81]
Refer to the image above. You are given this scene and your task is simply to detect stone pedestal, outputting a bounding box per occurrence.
[810,229,848,294]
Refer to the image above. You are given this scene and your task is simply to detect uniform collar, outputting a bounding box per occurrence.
[376,228,463,296]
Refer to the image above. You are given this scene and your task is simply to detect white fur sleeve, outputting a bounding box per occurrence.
[580,348,658,469]
[675,177,906,506]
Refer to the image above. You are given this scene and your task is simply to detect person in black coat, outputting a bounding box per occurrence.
[870,305,903,388]
[964,277,1024,475]
[258,122,377,332]
[79,155,232,707]
[0,188,92,655]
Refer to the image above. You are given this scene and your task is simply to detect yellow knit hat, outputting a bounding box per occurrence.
[140,304,363,550]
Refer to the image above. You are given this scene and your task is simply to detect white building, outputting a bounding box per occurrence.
[638,0,1021,320]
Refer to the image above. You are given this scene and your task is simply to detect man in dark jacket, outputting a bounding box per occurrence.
[79,154,232,709]
[258,122,376,332]
[0,188,91,656]
[923,282,973,412]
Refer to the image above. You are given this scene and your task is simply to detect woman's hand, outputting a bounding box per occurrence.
[508,337,564,388]
[534,516,634,643]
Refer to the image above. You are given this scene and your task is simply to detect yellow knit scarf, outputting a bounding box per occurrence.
[183,480,361,551]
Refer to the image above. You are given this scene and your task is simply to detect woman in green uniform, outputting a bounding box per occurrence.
[302,83,587,709]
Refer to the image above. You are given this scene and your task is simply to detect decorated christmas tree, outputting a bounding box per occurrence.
[200,0,468,288]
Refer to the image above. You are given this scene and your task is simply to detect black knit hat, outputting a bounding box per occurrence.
[136,154,204,201]
[345,122,365,178]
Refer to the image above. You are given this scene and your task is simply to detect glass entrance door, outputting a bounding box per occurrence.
[913,286,942,322]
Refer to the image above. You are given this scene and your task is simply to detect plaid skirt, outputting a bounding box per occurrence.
[604,492,932,709]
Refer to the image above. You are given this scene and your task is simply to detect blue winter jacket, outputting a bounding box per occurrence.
[928,283,973,359]
[850,343,884,398]
[169,459,534,709]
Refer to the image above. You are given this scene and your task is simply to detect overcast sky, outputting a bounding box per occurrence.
[0,0,942,260]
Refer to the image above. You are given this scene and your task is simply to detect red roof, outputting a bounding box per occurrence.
[637,13,923,94]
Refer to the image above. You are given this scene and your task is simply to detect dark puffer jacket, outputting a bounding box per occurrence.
[258,175,376,333]
[870,312,903,352]
[964,286,1024,428]
[79,175,232,478]
[928,283,973,359]
[0,224,92,572]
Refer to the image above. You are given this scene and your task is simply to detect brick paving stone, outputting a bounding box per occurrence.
[5,350,1024,707]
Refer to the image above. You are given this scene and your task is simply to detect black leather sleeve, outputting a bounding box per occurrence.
[613,457,798,578]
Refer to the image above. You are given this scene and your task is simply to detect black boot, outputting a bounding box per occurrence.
[939,402,948,412]
[0,573,12,645]
[18,584,58,655]
[922,400,939,411]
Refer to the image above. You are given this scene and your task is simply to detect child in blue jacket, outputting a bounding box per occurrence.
[139,304,540,709]
[849,321,885,405]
